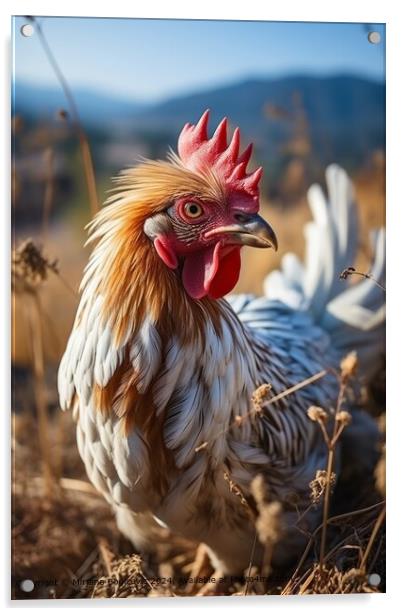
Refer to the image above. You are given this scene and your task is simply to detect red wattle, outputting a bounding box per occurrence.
[182,242,241,300]
[208,246,241,299]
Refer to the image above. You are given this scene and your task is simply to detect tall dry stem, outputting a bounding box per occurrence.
[28,16,99,217]
[360,505,386,571]
[307,353,355,572]
[42,147,55,242]
[23,294,54,497]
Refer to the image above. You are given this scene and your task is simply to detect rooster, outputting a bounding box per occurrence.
[58,110,385,576]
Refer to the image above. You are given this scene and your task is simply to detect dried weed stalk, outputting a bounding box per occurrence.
[307,351,356,572]
[91,554,152,598]
[251,384,273,417]
[251,474,283,578]
[42,147,55,242]
[223,470,255,520]
[309,469,336,505]
[281,501,385,595]
[27,16,99,216]
[339,266,385,292]
[12,239,59,294]
[12,241,62,496]
[12,238,76,297]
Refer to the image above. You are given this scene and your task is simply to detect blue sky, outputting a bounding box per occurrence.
[13,17,385,102]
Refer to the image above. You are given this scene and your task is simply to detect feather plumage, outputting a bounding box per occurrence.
[58,157,384,575]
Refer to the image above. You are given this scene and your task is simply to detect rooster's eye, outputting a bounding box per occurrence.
[184,202,203,219]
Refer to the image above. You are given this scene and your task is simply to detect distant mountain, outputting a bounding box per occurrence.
[12,81,146,126]
[13,74,385,171]
[130,74,385,168]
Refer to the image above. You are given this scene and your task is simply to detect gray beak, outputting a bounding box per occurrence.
[205,213,278,251]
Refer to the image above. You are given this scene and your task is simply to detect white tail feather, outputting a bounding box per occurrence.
[264,164,385,376]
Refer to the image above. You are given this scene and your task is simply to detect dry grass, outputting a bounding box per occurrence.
[11,355,385,599]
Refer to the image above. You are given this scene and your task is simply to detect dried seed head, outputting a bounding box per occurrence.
[224,471,253,516]
[340,351,358,380]
[309,469,337,505]
[92,554,148,598]
[253,383,272,400]
[375,445,386,497]
[251,383,272,415]
[57,108,69,121]
[251,474,283,546]
[339,266,356,280]
[194,441,208,453]
[251,474,269,505]
[307,406,328,423]
[377,414,386,434]
[335,410,352,426]
[255,501,283,546]
[12,239,58,293]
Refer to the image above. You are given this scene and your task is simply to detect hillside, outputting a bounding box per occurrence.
[12,73,385,190]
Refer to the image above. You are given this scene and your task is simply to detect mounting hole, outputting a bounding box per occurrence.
[368,573,381,586]
[20,23,34,37]
[20,579,34,592]
[368,31,381,45]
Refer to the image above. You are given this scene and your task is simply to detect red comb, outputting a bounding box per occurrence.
[177,110,263,204]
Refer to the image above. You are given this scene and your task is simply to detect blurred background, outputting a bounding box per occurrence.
[11,17,386,597]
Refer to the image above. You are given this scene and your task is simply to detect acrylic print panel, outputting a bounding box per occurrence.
[11,16,385,599]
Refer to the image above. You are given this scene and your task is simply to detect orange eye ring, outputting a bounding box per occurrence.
[184,202,204,219]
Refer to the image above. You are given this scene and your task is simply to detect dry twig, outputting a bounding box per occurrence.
[27,16,99,216]
[339,267,385,292]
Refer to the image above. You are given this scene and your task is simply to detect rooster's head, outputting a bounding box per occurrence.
[89,111,278,341]
[140,110,277,300]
